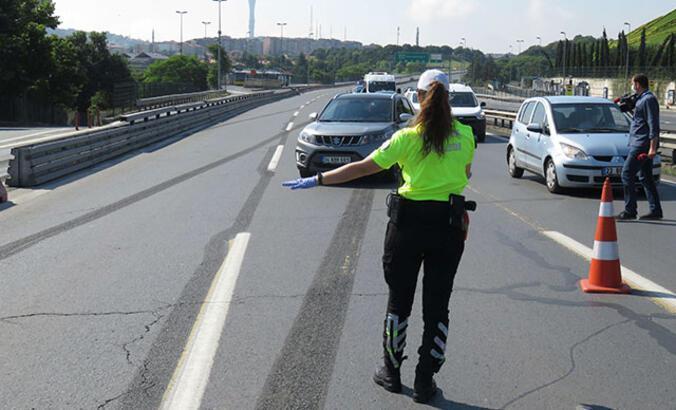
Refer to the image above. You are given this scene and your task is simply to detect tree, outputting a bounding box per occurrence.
[0,0,59,98]
[292,52,309,84]
[144,55,208,91]
[637,28,647,68]
[207,44,232,89]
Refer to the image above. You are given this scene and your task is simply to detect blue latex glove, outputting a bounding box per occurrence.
[282,176,319,190]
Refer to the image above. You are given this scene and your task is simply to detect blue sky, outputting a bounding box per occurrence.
[53,0,675,53]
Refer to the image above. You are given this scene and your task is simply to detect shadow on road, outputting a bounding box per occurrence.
[396,385,496,409]
[619,219,676,227]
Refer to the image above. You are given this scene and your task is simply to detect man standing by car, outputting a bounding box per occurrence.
[617,74,663,220]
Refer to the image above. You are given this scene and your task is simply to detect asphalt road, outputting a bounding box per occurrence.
[1,88,674,409]
[0,126,73,149]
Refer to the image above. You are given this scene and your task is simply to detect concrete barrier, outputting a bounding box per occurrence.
[7,91,295,188]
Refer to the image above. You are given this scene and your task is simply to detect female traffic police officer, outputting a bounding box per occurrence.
[283,69,475,403]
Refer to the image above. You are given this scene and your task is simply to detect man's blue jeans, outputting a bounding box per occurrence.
[621,146,662,215]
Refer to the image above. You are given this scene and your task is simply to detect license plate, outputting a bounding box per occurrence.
[321,156,352,165]
[602,167,622,176]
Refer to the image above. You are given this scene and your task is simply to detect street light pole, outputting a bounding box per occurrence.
[624,22,631,87]
[202,21,211,61]
[537,36,542,47]
[461,37,466,48]
[517,39,524,54]
[397,27,400,46]
[277,22,287,55]
[176,11,188,55]
[560,31,567,87]
[213,0,226,90]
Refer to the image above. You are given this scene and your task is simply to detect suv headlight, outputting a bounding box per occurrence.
[476,111,485,120]
[299,131,316,144]
[362,133,390,145]
[560,143,588,160]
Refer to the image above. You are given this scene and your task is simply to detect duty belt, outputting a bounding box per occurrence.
[386,192,476,229]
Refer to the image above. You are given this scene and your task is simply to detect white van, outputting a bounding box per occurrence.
[364,72,396,93]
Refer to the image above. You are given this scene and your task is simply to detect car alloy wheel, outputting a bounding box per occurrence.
[546,159,562,193]
[508,148,524,178]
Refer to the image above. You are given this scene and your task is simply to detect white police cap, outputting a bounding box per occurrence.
[417,69,450,92]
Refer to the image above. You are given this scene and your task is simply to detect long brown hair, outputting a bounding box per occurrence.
[414,81,454,156]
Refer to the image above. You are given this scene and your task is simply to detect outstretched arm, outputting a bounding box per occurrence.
[322,158,384,185]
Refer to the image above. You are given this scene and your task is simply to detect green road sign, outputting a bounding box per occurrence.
[396,52,430,63]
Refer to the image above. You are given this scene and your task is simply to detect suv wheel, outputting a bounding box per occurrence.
[545,159,563,193]
[508,147,524,178]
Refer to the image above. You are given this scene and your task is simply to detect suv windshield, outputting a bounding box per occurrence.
[450,92,478,107]
[319,98,392,123]
[552,103,630,133]
[368,81,396,92]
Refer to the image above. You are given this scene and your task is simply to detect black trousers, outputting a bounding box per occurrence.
[381,201,465,375]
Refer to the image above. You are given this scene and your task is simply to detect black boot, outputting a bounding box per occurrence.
[373,358,402,393]
[413,369,437,403]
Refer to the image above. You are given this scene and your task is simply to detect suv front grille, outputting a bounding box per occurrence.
[593,156,626,162]
[315,135,363,146]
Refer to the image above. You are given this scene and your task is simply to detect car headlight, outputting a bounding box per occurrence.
[299,131,316,144]
[362,133,389,145]
[476,111,485,120]
[560,143,588,160]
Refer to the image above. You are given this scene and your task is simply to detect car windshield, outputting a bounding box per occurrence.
[319,98,392,123]
[368,81,396,92]
[552,103,630,133]
[449,92,478,107]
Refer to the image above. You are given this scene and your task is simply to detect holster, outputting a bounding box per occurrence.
[386,192,402,224]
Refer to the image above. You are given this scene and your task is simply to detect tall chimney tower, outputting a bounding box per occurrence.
[309,6,314,39]
[248,0,256,38]
[416,27,420,47]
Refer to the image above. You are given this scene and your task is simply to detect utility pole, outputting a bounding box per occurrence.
[202,21,211,61]
[176,11,188,55]
[213,0,226,90]
[277,22,287,55]
[624,22,631,87]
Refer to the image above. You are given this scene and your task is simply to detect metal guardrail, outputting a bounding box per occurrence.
[7,91,295,187]
[484,109,676,163]
[136,89,231,111]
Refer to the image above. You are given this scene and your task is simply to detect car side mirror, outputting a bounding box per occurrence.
[399,113,414,123]
[526,122,544,133]
[480,101,487,108]
[309,112,318,121]
[397,88,402,94]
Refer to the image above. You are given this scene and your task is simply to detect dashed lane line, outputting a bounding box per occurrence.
[267,145,284,172]
[285,122,294,132]
[160,232,251,410]
[543,231,676,314]
[293,111,299,117]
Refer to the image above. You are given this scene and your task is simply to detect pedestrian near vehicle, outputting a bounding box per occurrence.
[283,69,476,403]
[616,74,663,221]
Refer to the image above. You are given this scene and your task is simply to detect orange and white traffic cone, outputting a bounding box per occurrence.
[580,178,630,294]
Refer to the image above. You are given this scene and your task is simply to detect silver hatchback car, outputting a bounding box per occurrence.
[295,92,414,177]
[507,96,661,193]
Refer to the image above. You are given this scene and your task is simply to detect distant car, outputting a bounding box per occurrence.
[449,84,486,143]
[404,89,420,112]
[507,96,661,193]
[364,72,396,93]
[295,92,415,178]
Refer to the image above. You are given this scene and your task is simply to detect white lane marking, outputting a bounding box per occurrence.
[6,189,50,205]
[306,101,311,105]
[286,122,294,132]
[160,233,251,410]
[300,105,305,109]
[662,178,676,186]
[267,145,284,172]
[293,111,299,117]
[542,231,676,314]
